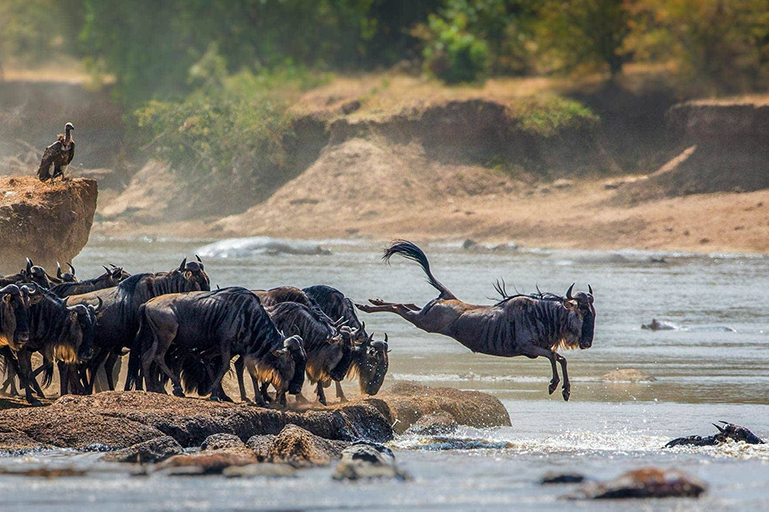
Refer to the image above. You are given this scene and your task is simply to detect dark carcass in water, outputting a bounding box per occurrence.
[665,421,765,448]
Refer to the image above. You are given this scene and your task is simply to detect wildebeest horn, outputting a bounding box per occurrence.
[103,265,111,274]
[566,283,575,300]
[26,258,33,275]
[179,258,187,272]
[713,423,725,433]
[57,262,63,279]
[67,262,75,276]
[196,255,202,263]
[588,284,594,295]
[284,336,302,350]
[0,284,21,296]
[89,296,104,314]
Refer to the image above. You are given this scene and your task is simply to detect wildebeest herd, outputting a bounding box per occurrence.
[0,256,389,407]
[0,240,596,408]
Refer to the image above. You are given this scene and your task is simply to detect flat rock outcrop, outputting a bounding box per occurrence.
[0,175,97,274]
[0,384,511,452]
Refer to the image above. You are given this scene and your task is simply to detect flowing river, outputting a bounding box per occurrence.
[1,237,768,511]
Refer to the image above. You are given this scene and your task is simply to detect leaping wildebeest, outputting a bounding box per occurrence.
[356,240,596,401]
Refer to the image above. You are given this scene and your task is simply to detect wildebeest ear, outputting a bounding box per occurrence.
[272,348,289,357]
[183,270,193,280]
[563,300,578,311]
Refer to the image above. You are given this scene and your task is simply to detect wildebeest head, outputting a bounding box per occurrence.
[66,298,103,362]
[0,284,29,349]
[174,257,210,291]
[25,258,50,289]
[256,335,306,396]
[57,262,77,283]
[564,284,596,349]
[353,331,389,395]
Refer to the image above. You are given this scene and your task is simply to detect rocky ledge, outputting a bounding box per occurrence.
[0,383,511,453]
[0,175,97,274]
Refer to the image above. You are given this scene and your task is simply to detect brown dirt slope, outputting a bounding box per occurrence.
[0,175,97,274]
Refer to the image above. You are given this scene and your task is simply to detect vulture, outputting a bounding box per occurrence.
[37,122,75,182]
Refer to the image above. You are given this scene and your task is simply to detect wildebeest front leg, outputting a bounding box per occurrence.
[555,354,570,401]
[234,356,251,403]
[316,382,327,405]
[524,346,560,398]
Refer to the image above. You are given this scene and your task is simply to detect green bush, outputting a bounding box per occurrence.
[422,14,490,83]
[132,49,331,209]
[514,96,599,137]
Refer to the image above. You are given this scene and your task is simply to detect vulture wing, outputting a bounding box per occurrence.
[37,140,62,181]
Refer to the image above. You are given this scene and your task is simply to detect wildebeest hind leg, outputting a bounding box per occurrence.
[234,356,251,403]
[207,347,230,401]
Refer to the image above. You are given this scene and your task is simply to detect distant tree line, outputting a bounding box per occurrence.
[1,0,768,99]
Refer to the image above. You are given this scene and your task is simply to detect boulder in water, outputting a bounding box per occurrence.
[266,424,347,467]
[567,467,707,499]
[102,436,183,463]
[641,319,680,331]
[403,412,458,436]
[200,433,245,451]
[332,441,410,481]
[541,471,586,484]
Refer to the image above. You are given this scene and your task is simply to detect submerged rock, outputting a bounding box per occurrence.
[541,471,586,484]
[665,421,765,448]
[102,436,182,463]
[332,441,410,481]
[641,319,680,331]
[600,369,656,383]
[404,412,458,436]
[158,450,258,475]
[223,463,297,478]
[567,467,707,500]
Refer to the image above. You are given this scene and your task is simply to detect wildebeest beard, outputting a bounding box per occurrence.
[580,311,595,349]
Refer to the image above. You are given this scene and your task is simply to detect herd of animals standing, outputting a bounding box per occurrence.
[0,123,600,407]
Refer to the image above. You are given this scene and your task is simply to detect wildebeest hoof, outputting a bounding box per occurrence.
[208,395,221,402]
[562,388,570,401]
[338,396,348,403]
[172,387,185,398]
[318,398,327,406]
[29,398,44,407]
[548,380,559,395]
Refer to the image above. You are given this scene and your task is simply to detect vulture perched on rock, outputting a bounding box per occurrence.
[37,122,75,182]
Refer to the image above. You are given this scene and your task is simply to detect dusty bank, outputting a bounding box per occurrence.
[0,176,97,274]
[0,383,510,452]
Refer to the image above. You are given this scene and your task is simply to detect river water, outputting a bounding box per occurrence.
[2,236,768,511]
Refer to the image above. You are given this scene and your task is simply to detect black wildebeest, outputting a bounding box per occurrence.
[66,258,210,393]
[0,259,51,290]
[2,285,101,405]
[55,262,77,283]
[245,301,354,405]
[303,285,389,401]
[50,265,130,298]
[0,284,29,351]
[356,240,596,401]
[38,122,75,183]
[130,287,306,404]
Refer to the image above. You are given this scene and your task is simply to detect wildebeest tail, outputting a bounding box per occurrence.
[383,240,455,299]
